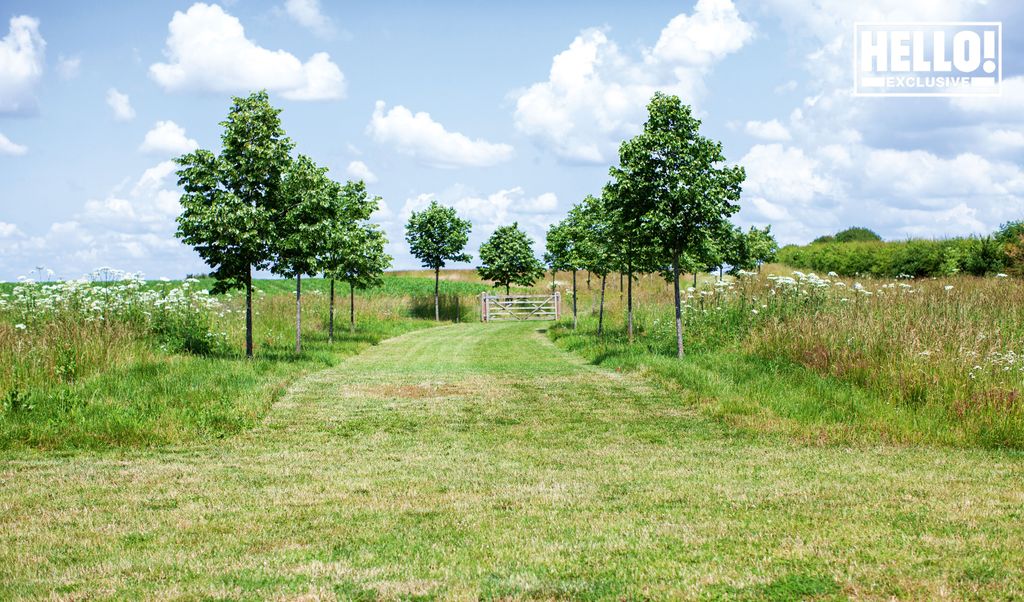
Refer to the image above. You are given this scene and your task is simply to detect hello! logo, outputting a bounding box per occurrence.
[854,22,1002,97]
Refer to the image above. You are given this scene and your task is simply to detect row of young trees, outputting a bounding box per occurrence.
[175,91,390,357]
[544,93,778,358]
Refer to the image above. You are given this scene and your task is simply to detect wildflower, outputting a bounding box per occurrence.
[15,323,27,330]
[828,271,838,277]
[751,309,759,314]
[996,273,1008,279]
[944,285,954,291]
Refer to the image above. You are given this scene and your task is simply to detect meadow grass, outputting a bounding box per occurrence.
[1,323,1021,599]
[0,273,489,450]
[550,266,1024,449]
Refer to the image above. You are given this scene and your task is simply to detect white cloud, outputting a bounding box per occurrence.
[513,0,753,163]
[106,88,136,121]
[987,129,1024,152]
[0,222,22,238]
[0,162,204,280]
[346,160,377,183]
[149,3,345,101]
[57,55,80,79]
[284,0,333,37]
[368,101,514,168]
[950,76,1024,119]
[0,132,27,156]
[0,15,45,114]
[398,187,559,234]
[139,120,199,155]
[741,144,833,204]
[744,119,791,141]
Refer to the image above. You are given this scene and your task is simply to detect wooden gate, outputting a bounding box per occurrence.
[480,292,561,322]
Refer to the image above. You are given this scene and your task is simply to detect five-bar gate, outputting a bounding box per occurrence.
[480,292,561,322]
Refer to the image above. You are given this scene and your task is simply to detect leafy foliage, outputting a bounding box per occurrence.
[477,223,546,294]
[405,201,472,270]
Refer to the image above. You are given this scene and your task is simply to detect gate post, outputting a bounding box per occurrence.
[554,292,561,319]
[480,292,487,322]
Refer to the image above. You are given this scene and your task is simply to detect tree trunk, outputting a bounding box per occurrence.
[572,270,578,330]
[505,283,510,295]
[598,273,607,335]
[627,265,634,344]
[329,278,335,343]
[692,271,697,287]
[551,270,556,291]
[719,265,723,281]
[245,267,253,358]
[349,281,355,333]
[587,271,591,289]
[434,267,440,322]
[295,274,302,354]
[673,254,684,359]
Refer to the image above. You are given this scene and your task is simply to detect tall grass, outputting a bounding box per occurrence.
[550,267,1024,449]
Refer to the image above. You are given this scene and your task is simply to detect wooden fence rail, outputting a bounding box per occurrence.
[480,293,561,322]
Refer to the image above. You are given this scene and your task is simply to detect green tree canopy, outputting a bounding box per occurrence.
[478,223,546,295]
[612,92,745,358]
[175,90,294,357]
[405,200,472,321]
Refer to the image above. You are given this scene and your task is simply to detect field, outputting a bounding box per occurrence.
[1,267,1023,599]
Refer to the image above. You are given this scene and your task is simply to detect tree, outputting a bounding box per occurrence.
[176,91,293,358]
[327,225,391,335]
[478,223,546,295]
[321,181,387,340]
[544,214,586,329]
[613,92,744,358]
[576,195,616,335]
[605,179,658,343]
[405,201,472,321]
[746,226,779,269]
[272,155,339,353]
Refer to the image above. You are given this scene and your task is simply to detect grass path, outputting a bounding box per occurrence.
[2,323,1023,600]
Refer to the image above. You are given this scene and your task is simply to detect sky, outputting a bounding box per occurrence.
[0,0,1022,281]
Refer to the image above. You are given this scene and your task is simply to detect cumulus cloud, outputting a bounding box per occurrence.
[368,101,515,168]
[0,162,204,280]
[346,160,377,183]
[0,222,22,238]
[0,15,45,114]
[57,55,80,79]
[149,3,345,101]
[744,119,791,141]
[726,0,1024,243]
[139,120,199,155]
[284,0,333,37]
[106,88,135,121]
[513,0,753,163]
[0,132,27,156]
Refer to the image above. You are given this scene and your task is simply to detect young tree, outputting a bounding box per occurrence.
[577,195,616,335]
[614,92,745,358]
[321,181,384,340]
[328,225,391,335]
[545,215,585,329]
[746,226,779,270]
[176,91,293,358]
[272,154,339,353]
[405,201,472,321]
[478,223,546,294]
[604,179,658,342]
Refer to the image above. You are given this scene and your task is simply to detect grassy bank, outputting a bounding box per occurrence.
[0,273,490,450]
[550,266,1024,449]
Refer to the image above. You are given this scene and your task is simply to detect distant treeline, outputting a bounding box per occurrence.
[778,224,1024,278]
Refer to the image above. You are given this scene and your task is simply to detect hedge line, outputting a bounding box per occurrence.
[777,237,1008,278]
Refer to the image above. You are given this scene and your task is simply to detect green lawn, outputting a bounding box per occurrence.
[1,322,1021,599]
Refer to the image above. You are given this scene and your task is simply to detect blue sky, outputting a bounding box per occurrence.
[0,0,1021,280]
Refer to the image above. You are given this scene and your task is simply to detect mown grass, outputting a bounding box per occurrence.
[550,266,1024,449]
[1,323,1021,599]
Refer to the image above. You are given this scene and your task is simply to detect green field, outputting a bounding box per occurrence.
[2,322,1021,599]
